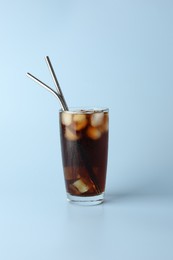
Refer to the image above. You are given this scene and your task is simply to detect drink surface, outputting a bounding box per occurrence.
[60,109,109,197]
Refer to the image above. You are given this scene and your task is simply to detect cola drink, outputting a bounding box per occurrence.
[59,108,109,205]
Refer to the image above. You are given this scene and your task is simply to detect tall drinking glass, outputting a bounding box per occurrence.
[59,108,109,205]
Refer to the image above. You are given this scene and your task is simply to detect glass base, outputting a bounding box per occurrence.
[66,193,104,206]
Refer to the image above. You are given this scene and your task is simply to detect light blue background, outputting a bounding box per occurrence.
[0,1,173,259]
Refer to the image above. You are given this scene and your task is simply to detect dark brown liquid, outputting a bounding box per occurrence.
[60,111,108,197]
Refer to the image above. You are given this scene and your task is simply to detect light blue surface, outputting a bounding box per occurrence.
[0,1,173,259]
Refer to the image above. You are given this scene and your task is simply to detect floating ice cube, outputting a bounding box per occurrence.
[72,114,88,131]
[86,126,102,140]
[73,114,86,122]
[90,112,104,127]
[99,114,109,133]
[61,113,72,126]
[65,127,80,141]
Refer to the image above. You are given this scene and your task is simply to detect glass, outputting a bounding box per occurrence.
[59,108,109,205]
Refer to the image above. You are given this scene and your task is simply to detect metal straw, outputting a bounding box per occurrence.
[26,73,67,110]
[27,57,101,194]
[45,56,68,111]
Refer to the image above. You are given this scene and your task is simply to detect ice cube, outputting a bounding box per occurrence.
[73,179,89,193]
[64,166,88,180]
[73,114,86,122]
[90,112,104,127]
[72,114,88,131]
[64,167,80,180]
[69,184,81,195]
[71,176,98,194]
[65,127,80,141]
[99,114,108,133]
[61,113,72,126]
[86,126,102,140]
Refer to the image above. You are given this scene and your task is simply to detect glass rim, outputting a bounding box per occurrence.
[59,107,109,114]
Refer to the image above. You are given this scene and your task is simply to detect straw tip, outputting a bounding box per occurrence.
[45,56,50,60]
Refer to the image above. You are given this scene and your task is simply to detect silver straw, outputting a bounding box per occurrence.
[45,56,68,111]
[26,73,66,110]
[27,57,101,193]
